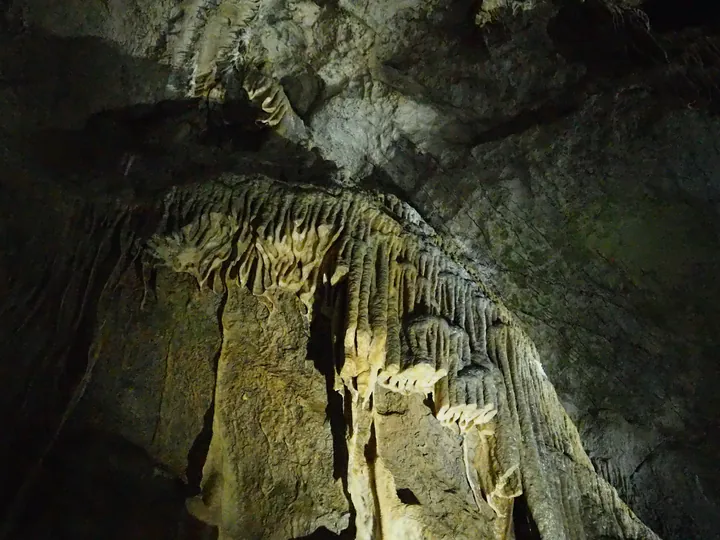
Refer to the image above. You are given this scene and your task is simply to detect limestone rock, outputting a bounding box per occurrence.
[75,267,220,478]
[141,172,659,539]
[3,0,720,535]
[189,285,350,539]
[0,157,661,539]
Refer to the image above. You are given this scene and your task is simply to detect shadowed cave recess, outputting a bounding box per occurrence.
[1,0,720,538]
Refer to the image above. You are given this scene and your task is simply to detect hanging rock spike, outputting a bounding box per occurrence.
[145,174,660,540]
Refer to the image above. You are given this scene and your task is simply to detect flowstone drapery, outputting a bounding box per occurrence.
[166,0,301,136]
[145,174,661,540]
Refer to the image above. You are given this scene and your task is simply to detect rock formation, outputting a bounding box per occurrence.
[1,161,661,538]
[2,0,720,537]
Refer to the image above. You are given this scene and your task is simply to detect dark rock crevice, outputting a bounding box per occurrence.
[641,0,720,33]
[396,488,421,506]
[185,307,225,496]
[512,494,541,540]
[307,308,350,483]
[549,0,720,113]
[307,283,357,538]
[291,526,343,539]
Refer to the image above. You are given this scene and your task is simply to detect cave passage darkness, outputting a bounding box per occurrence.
[641,0,720,32]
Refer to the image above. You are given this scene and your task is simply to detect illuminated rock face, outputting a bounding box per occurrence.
[2,0,720,535]
[141,174,659,539]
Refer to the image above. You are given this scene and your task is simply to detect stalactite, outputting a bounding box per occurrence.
[145,175,661,540]
[170,0,260,99]
[347,397,380,540]
[242,67,293,127]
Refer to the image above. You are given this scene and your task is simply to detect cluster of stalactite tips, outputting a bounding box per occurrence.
[167,0,297,133]
[143,174,661,540]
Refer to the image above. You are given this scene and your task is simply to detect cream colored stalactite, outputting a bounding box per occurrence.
[251,195,345,310]
[367,241,391,386]
[379,254,403,383]
[501,324,591,471]
[341,239,370,396]
[356,240,377,375]
[470,295,490,357]
[145,177,661,540]
[466,428,520,540]
[489,323,568,539]
[453,377,500,432]
[419,307,498,431]
[593,458,632,499]
[498,324,657,539]
[439,350,522,534]
[241,66,299,133]
[485,323,655,539]
[329,207,400,399]
[338,236,395,402]
[462,360,522,537]
[170,0,300,133]
[398,262,418,319]
[185,0,259,99]
[524,337,590,465]
[486,369,523,510]
[146,212,240,290]
[260,191,340,302]
[346,398,381,540]
[462,436,485,514]
[379,315,453,395]
[149,185,349,313]
[411,262,497,366]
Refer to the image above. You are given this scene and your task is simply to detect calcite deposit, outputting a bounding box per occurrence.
[142,174,660,539]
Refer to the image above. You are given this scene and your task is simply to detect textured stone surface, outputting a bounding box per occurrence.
[189,285,350,539]
[372,388,498,538]
[75,267,220,478]
[0,164,659,539]
[2,0,720,536]
[139,172,657,539]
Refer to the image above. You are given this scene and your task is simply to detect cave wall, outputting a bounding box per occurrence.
[75,267,221,478]
[0,161,661,539]
[1,0,720,537]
